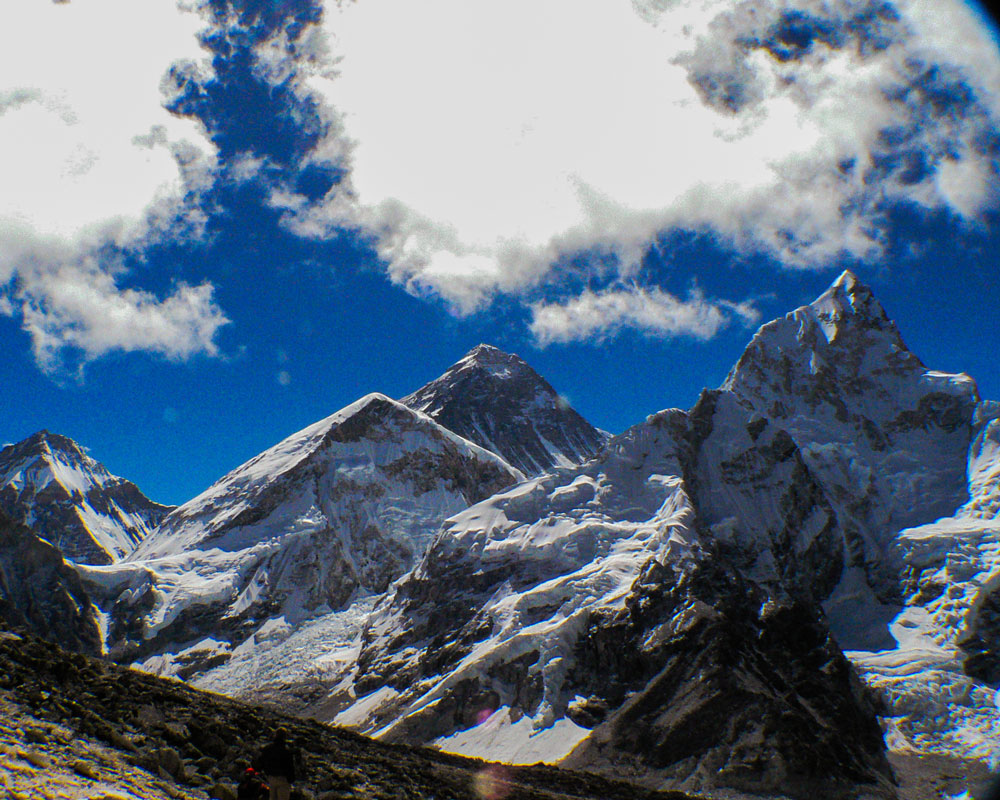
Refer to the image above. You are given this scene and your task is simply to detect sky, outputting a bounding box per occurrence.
[2,0,999,506]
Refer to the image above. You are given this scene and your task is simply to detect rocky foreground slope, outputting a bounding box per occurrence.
[0,625,692,800]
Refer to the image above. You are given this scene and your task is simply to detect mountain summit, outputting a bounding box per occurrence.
[95,393,522,691]
[724,269,978,623]
[0,431,172,565]
[402,344,607,475]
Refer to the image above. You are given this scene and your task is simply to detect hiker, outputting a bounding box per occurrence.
[254,728,298,800]
[236,766,268,800]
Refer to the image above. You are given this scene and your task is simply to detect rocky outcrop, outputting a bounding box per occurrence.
[403,344,608,475]
[0,430,172,565]
[0,510,102,654]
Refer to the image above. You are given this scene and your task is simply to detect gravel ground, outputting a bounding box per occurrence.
[889,751,994,800]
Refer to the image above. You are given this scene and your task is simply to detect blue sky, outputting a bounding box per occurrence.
[2,0,999,506]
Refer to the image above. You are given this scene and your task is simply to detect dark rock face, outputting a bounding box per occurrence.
[564,560,894,799]
[403,344,608,475]
[0,510,102,655]
[959,582,1000,684]
[682,389,848,601]
[0,625,694,800]
[0,431,172,565]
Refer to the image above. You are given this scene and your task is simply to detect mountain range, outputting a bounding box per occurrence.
[1,271,997,800]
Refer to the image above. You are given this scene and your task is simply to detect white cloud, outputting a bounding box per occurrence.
[272,0,1000,339]
[530,286,760,345]
[0,0,227,369]
[13,252,228,372]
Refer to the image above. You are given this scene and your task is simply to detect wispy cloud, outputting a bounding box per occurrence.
[269,0,1000,340]
[0,0,227,370]
[530,286,760,346]
[15,255,228,372]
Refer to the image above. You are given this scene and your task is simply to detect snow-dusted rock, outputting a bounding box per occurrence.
[716,272,1000,769]
[85,394,521,698]
[0,509,102,654]
[563,560,893,799]
[724,271,979,646]
[324,271,999,795]
[339,397,894,797]
[0,431,172,565]
[966,401,1000,520]
[403,344,609,475]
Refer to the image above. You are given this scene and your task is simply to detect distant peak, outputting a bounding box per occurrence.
[354,391,395,408]
[23,430,84,456]
[460,343,521,365]
[832,269,860,290]
[811,270,886,325]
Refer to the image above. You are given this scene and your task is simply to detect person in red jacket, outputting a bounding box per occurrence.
[254,728,298,800]
[236,766,268,799]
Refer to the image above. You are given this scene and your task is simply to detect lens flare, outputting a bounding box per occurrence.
[473,765,511,800]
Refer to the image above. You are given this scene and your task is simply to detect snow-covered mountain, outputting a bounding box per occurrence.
[7,271,998,798]
[81,394,522,700]
[339,394,894,797]
[325,271,994,797]
[403,344,608,475]
[0,431,172,565]
[724,271,978,645]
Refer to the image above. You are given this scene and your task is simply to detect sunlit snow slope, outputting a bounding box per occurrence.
[0,431,172,565]
[80,394,521,704]
[849,401,1000,766]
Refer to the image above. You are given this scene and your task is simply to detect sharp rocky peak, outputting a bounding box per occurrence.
[0,430,172,565]
[5,430,92,466]
[723,270,921,396]
[808,269,895,336]
[402,344,607,475]
[446,344,532,383]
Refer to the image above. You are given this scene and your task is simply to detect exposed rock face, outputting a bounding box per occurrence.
[343,388,895,798]
[87,394,522,691]
[0,430,172,565]
[327,271,1000,795]
[564,561,892,799]
[403,344,608,475]
[966,401,1000,520]
[0,510,101,655]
